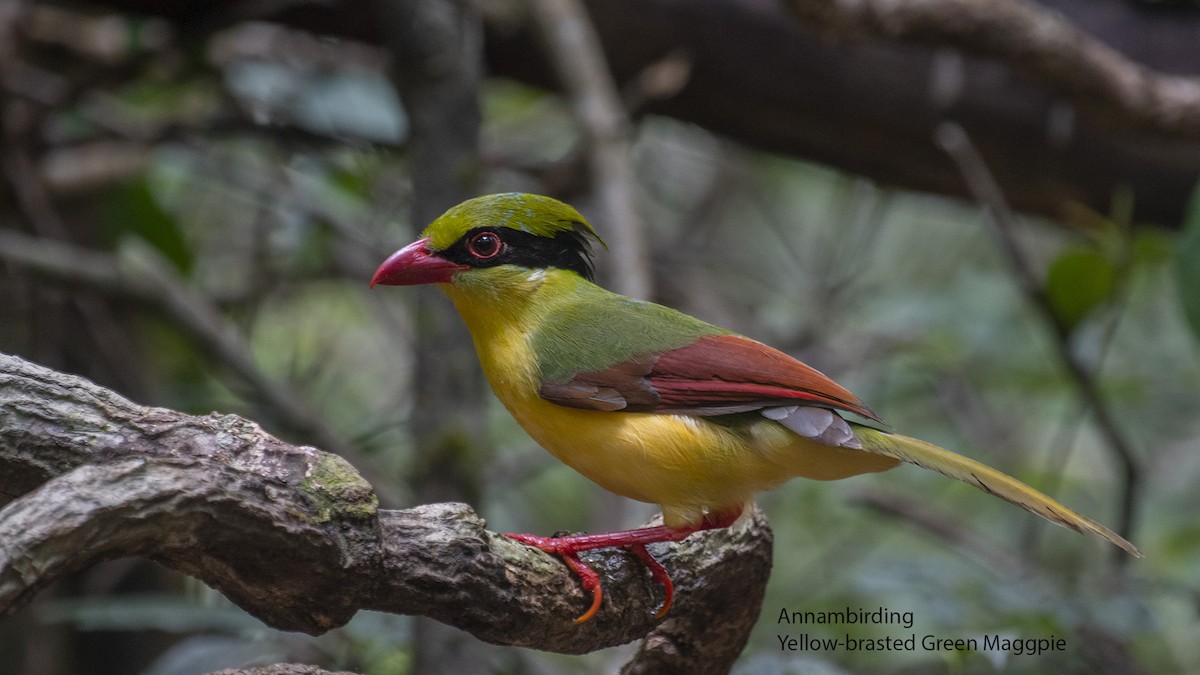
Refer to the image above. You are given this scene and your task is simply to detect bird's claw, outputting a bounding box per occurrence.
[627,543,674,618]
[559,550,604,623]
[505,532,674,622]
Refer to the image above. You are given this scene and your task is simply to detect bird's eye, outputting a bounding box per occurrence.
[468,231,503,259]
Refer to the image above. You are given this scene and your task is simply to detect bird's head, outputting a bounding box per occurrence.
[371,193,605,299]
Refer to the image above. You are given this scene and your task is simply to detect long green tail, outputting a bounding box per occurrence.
[853,426,1141,557]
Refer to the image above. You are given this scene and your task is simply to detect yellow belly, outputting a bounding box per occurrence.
[500,391,898,527]
[509,393,777,520]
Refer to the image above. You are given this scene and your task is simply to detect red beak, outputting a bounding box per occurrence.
[370,237,468,287]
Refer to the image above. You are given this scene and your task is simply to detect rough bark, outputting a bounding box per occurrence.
[0,353,772,671]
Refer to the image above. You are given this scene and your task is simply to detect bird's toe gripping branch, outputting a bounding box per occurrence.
[505,509,742,623]
[627,543,674,619]
[505,531,673,623]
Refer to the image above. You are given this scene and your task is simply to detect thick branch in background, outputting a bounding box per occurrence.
[0,353,773,673]
[23,0,1200,226]
[486,0,1200,227]
[784,0,1200,138]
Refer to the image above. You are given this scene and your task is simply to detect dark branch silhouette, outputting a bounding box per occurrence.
[784,0,1200,138]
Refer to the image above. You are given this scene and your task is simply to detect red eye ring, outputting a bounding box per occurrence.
[468,231,503,259]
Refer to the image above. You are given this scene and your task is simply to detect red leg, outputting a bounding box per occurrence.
[505,506,743,622]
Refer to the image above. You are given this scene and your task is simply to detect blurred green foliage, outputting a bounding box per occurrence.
[104,178,194,274]
[1176,183,1200,344]
[1046,246,1117,331]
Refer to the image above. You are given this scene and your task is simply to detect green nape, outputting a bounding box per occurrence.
[422,193,606,251]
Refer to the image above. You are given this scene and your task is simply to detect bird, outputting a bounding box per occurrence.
[371,192,1141,623]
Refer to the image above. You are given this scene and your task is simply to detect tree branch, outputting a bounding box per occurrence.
[486,0,1200,227]
[782,0,1200,138]
[13,0,1200,226]
[527,0,653,300]
[0,353,772,670]
[0,229,352,460]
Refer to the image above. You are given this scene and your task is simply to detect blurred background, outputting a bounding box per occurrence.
[1,0,1199,673]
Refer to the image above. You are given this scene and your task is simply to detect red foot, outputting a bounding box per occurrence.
[505,508,742,622]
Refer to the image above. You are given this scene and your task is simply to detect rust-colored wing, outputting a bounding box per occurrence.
[539,333,882,423]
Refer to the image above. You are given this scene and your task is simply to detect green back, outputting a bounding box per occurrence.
[532,281,727,383]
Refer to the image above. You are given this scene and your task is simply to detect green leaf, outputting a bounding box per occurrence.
[1177,183,1200,343]
[1045,246,1117,331]
[104,177,193,275]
